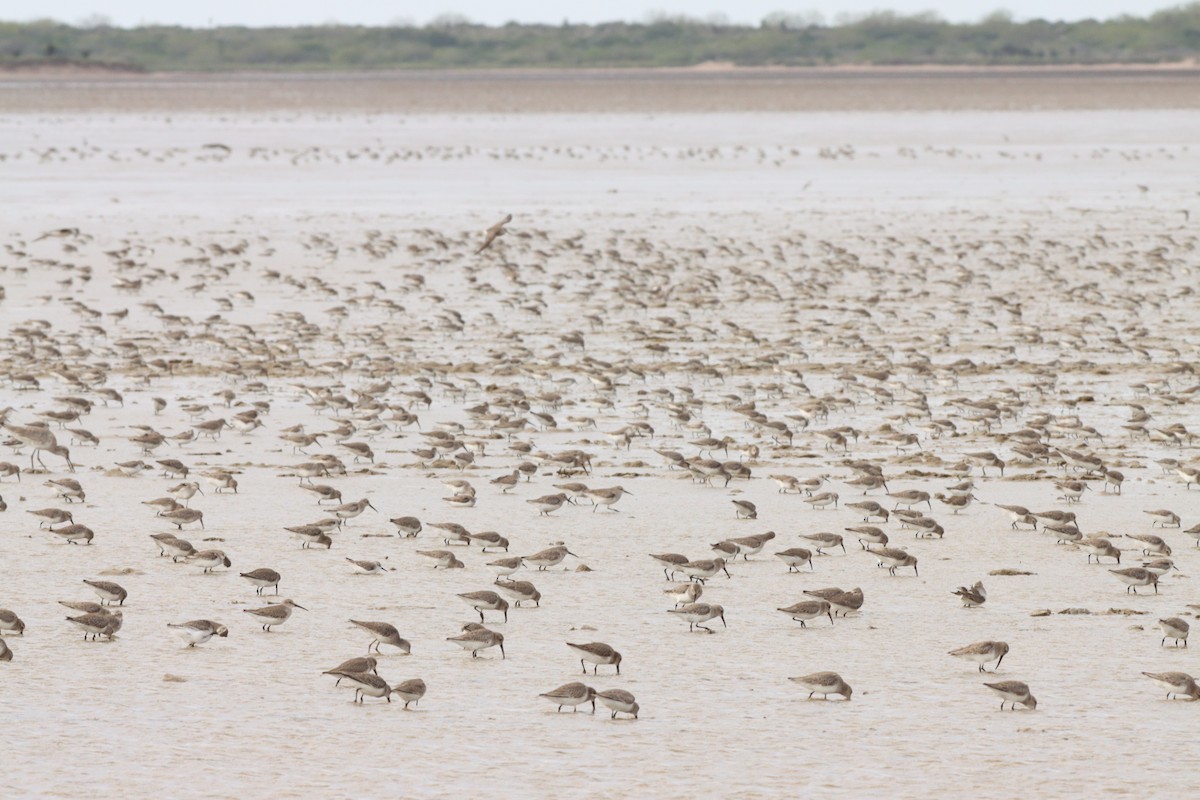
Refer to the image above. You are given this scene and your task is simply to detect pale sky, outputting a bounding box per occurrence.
[10,1,1189,28]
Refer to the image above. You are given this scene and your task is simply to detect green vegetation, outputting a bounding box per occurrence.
[2,5,1199,71]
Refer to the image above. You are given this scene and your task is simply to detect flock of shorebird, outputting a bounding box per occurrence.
[1,216,1198,716]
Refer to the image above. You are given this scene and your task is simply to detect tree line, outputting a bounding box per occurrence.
[2,6,1199,71]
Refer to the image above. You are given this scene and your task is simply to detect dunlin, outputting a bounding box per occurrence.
[789,672,852,700]
[539,682,596,713]
[566,642,622,675]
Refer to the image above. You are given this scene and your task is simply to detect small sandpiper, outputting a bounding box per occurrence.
[188,549,231,573]
[350,620,411,654]
[524,545,576,570]
[952,581,987,607]
[67,610,122,641]
[83,579,127,606]
[1141,671,1200,700]
[239,568,281,595]
[329,671,393,704]
[390,516,423,537]
[649,552,689,580]
[775,548,813,572]
[1109,567,1158,594]
[393,678,427,709]
[950,641,1009,672]
[243,598,306,631]
[800,533,845,555]
[458,591,509,623]
[345,558,393,575]
[596,689,638,719]
[419,550,465,569]
[870,547,919,576]
[587,485,632,512]
[495,579,541,607]
[540,682,596,713]
[527,493,569,516]
[668,602,726,633]
[566,642,622,675]
[0,609,26,636]
[984,680,1036,710]
[789,672,852,700]
[1158,617,1189,647]
[677,558,730,583]
[778,600,834,627]
[167,619,229,648]
[446,627,505,658]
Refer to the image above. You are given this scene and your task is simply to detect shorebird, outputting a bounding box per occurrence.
[458,591,509,623]
[846,526,888,549]
[800,532,845,555]
[332,498,376,526]
[596,689,639,719]
[446,627,505,658]
[393,678,427,709]
[587,485,632,512]
[665,581,703,607]
[527,493,568,516]
[27,508,73,528]
[167,620,229,648]
[345,558,393,575]
[952,581,987,607]
[83,580,127,606]
[0,609,25,635]
[2,422,74,471]
[1159,617,1189,647]
[789,672,853,700]
[984,680,1037,710]
[161,508,204,530]
[1079,537,1121,564]
[51,524,94,545]
[775,548,813,572]
[188,550,231,573]
[1144,509,1181,528]
[0,638,10,661]
[1141,671,1200,700]
[476,213,512,254]
[668,602,726,633]
[650,552,689,580]
[566,642,622,675]
[390,516,423,538]
[243,599,306,631]
[66,610,122,641]
[1109,567,1158,594]
[323,657,378,686]
[777,600,834,627]
[731,499,757,519]
[418,550,466,569]
[949,641,1009,672]
[494,579,540,607]
[328,671,393,704]
[350,620,411,654]
[239,568,281,595]
[524,545,575,570]
[45,478,84,503]
[539,682,596,713]
[677,557,730,583]
[803,491,839,510]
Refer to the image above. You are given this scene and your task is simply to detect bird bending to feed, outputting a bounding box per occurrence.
[789,672,853,700]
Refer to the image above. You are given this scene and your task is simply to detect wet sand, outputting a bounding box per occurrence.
[1,74,1199,799]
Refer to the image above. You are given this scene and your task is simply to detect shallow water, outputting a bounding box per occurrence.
[1,98,1198,799]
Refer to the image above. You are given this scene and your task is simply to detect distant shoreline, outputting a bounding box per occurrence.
[4,63,1198,112]
[2,60,1199,79]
